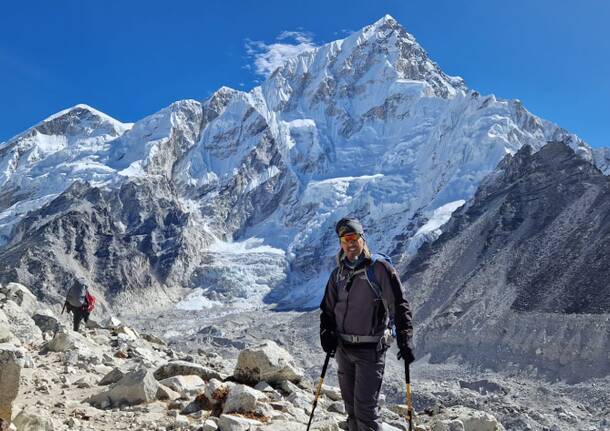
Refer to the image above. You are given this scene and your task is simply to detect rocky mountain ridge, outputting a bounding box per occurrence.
[405,141,610,383]
[1,16,606,312]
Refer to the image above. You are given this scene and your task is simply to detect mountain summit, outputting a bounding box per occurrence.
[0,16,606,312]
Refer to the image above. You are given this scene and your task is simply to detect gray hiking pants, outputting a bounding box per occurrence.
[336,344,386,431]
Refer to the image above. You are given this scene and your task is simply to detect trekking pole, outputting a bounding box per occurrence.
[405,361,414,431]
[306,351,332,431]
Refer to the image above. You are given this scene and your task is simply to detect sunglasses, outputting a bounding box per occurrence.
[339,233,361,244]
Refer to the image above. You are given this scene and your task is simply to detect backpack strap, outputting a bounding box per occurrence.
[365,254,392,331]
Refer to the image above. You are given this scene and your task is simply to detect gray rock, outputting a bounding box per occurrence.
[154,360,222,381]
[429,406,505,431]
[156,384,181,401]
[141,333,166,346]
[1,301,42,345]
[102,316,122,329]
[99,367,126,386]
[0,283,38,316]
[12,406,54,430]
[0,310,12,343]
[158,375,206,398]
[233,340,303,385]
[321,384,342,401]
[0,343,25,423]
[45,327,97,354]
[218,414,263,430]
[203,378,233,406]
[87,368,160,408]
[31,309,61,334]
[222,384,265,414]
[327,401,345,414]
[254,420,303,430]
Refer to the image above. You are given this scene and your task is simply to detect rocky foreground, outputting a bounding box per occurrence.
[0,282,507,431]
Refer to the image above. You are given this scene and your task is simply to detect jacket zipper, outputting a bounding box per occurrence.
[341,271,353,333]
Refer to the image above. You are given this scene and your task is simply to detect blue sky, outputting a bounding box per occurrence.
[1,0,608,147]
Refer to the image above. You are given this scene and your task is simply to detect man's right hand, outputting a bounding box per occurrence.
[320,329,337,354]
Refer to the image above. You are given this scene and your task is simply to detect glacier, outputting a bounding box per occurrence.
[0,15,606,312]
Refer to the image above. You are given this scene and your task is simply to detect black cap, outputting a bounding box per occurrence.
[335,217,364,237]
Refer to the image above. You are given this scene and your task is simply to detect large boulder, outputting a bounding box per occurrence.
[233,340,303,385]
[0,344,25,422]
[45,328,97,355]
[203,378,233,407]
[31,309,61,334]
[87,368,159,408]
[0,301,42,345]
[0,283,38,316]
[218,414,263,430]
[154,360,223,381]
[222,384,266,414]
[429,406,505,431]
[158,375,206,398]
[0,310,13,343]
[12,406,54,430]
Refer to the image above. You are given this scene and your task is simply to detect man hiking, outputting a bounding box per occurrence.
[320,217,415,431]
[64,279,93,332]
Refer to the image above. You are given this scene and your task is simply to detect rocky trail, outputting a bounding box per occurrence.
[1,282,608,431]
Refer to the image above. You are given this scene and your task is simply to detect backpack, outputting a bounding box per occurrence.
[85,291,96,313]
[365,253,396,335]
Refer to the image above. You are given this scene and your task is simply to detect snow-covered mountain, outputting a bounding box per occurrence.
[0,15,607,311]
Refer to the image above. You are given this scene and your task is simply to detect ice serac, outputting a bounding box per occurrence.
[406,141,610,382]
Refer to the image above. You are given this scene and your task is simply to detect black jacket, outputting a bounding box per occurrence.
[320,254,413,343]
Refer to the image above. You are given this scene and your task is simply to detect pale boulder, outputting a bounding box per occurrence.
[12,406,54,430]
[0,344,25,422]
[222,384,266,414]
[233,340,303,385]
[158,375,206,398]
[0,283,38,316]
[87,368,159,408]
[1,301,42,345]
[218,414,263,431]
[430,406,505,431]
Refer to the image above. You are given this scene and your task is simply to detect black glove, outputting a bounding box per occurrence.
[396,331,415,364]
[320,329,338,354]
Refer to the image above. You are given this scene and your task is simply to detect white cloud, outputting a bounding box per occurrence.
[245,31,319,78]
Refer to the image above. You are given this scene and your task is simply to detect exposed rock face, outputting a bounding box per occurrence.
[407,142,610,382]
[0,344,24,422]
[0,16,604,314]
[0,178,212,313]
[233,340,303,385]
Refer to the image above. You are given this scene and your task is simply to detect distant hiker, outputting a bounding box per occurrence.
[320,217,415,431]
[64,280,95,332]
